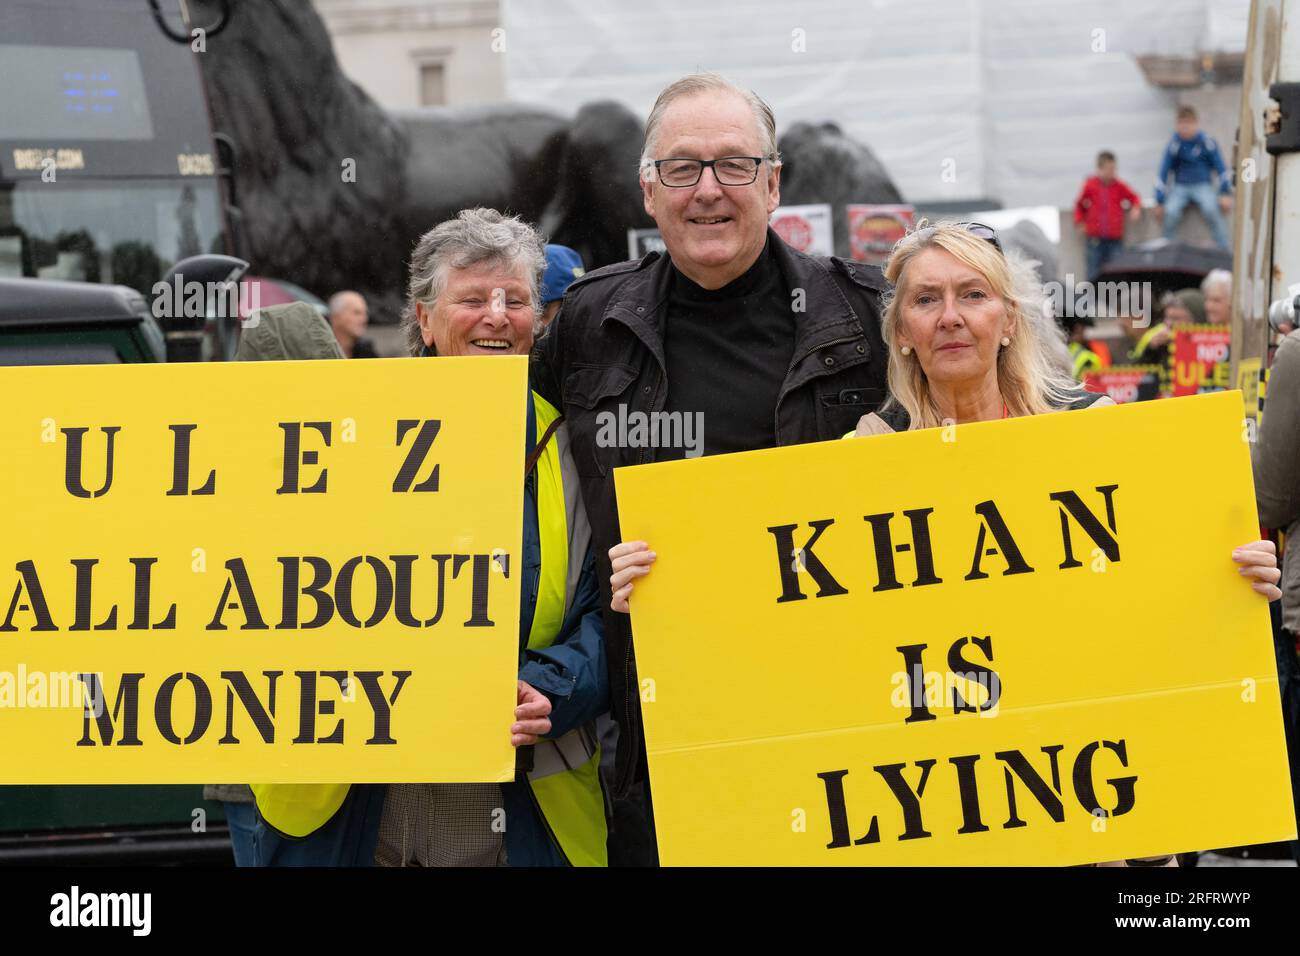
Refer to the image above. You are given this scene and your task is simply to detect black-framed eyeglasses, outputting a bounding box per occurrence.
[652,156,767,188]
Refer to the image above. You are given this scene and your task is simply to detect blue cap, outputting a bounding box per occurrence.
[541,244,585,304]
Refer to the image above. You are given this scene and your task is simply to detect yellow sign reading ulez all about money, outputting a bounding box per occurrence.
[0,357,527,784]
[614,391,1297,866]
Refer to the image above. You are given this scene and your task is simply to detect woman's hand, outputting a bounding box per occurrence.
[511,680,552,747]
[1232,540,1282,601]
[609,540,656,613]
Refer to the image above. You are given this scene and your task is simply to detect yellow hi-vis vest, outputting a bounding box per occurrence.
[252,392,608,866]
[1069,341,1102,380]
[1130,323,1166,362]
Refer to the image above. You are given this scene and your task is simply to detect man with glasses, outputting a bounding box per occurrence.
[532,72,890,865]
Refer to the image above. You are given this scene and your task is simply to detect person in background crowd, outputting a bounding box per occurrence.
[1131,287,1206,364]
[1162,287,1206,329]
[328,290,378,358]
[1154,106,1233,251]
[204,300,345,866]
[1251,323,1300,864]
[1202,268,1233,326]
[1116,313,1148,365]
[1073,150,1142,280]
[532,71,890,866]
[1064,315,1104,379]
[540,244,585,329]
[250,209,610,867]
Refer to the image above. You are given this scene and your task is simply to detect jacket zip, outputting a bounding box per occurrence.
[522,774,572,866]
[617,368,663,798]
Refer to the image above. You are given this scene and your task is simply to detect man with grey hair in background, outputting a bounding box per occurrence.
[532,72,890,865]
[1201,268,1232,327]
[327,289,378,358]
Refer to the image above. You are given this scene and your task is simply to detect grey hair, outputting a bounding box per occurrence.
[327,290,363,317]
[401,207,547,356]
[639,73,781,181]
[1201,268,1232,296]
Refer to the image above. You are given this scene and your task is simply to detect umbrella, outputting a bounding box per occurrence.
[1096,239,1231,288]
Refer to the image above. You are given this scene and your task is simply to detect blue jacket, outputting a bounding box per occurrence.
[1155,130,1232,204]
[251,390,608,866]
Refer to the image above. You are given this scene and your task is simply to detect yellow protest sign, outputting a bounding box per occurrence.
[1237,356,1263,424]
[615,391,1296,866]
[0,357,526,784]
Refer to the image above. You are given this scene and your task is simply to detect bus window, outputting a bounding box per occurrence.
[0,180,223,293]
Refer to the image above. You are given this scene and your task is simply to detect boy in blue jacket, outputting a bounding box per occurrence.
[1154,105,1233,250]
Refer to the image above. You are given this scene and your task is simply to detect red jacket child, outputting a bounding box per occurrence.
[1074,154,1142,240]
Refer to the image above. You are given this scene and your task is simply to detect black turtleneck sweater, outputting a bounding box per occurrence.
[661,241,795,459]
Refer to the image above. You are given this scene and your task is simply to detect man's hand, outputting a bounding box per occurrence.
[1129,206,1142,223]
[512,680,552,747]
[1218,194,1233,214]
[609,540,656,613]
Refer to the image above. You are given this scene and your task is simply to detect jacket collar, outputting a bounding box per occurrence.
[598,248,675,372]
[598,228,863,373]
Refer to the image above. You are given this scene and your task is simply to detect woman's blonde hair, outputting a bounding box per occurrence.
[879,220,1081,429]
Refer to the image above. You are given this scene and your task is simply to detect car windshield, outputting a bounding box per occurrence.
[0,179,224,294]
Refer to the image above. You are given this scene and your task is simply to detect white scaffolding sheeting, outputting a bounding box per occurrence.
[502,0,1248,208]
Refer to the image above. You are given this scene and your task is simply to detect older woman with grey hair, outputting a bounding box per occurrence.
[252,208,611,869]
[401,206,547,357]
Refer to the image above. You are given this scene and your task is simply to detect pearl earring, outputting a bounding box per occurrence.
[900,345,911,356]
[1000,336,1011,347]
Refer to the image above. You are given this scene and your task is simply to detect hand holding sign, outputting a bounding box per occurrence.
[1232,540,1282,599]
[512,680,553,747]
[608,540,656,613]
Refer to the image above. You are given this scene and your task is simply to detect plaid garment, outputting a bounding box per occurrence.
[374,783,508,867]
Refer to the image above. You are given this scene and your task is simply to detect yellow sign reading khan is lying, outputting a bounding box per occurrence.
[0,357,526,784]
[615,391,1297,866]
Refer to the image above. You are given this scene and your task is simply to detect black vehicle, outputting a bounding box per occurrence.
[0,0,244,360]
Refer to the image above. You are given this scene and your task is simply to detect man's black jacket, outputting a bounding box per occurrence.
[530,229,890,800]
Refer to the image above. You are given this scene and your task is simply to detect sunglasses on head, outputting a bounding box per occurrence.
[952,221,1003,253]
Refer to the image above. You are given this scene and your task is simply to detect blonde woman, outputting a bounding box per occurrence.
[855,221,1107,432]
